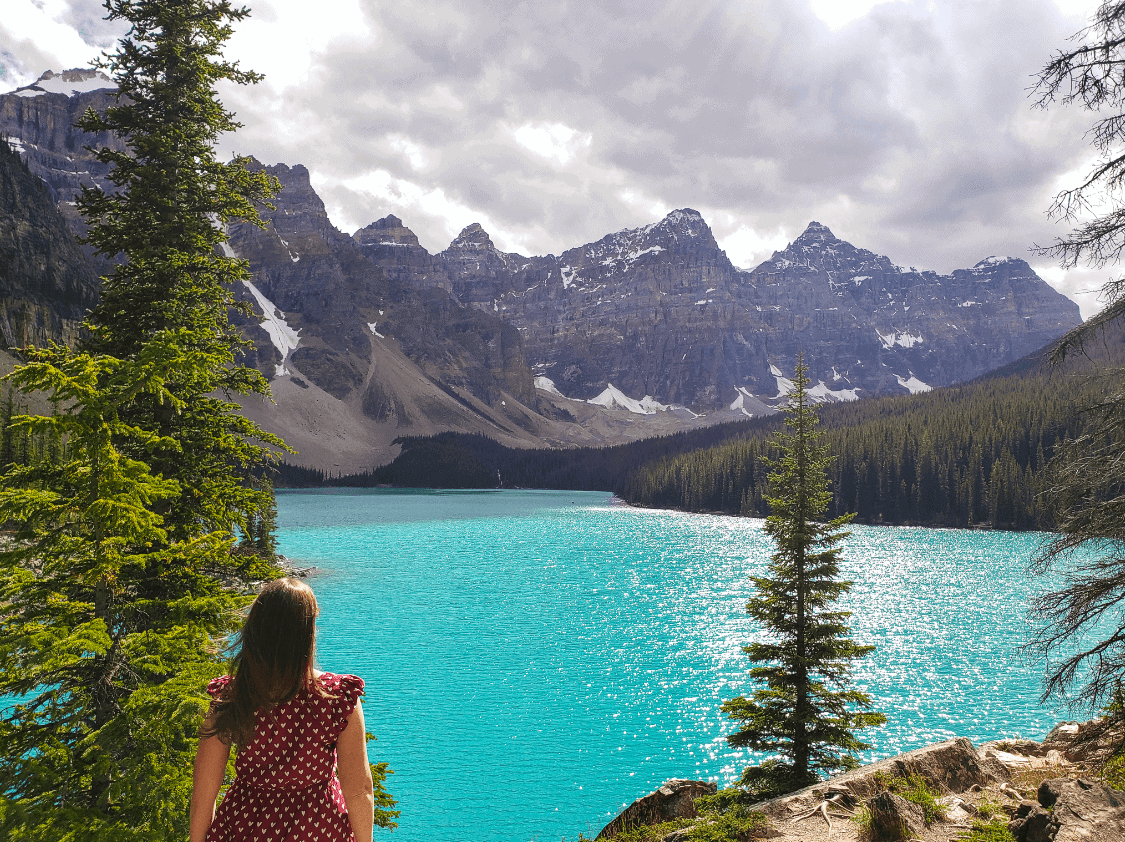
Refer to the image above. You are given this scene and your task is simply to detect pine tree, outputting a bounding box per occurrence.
[722,357,885,799]
[0,342,247,840]
[0,1,400,838]
[74,0,287,544]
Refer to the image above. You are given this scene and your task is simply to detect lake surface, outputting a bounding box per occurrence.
[277,488,1074,842]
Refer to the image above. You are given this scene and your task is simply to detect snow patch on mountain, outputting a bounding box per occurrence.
[876,329,924,349]
[770,364,795,398]
[730,387,763,417]
[14,70,115,98]
[277,235,300,263]
[534,376,566,397]
[242,280,300,364]
[975,256,1016,270]
[808,381,860,403]
[588,384,671,415]
[896,374,932,394]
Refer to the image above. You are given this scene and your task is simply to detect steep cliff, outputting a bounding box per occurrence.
[0,139,98,348]
[431,212,1082,409]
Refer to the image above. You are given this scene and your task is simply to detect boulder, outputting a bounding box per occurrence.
[1008,799,1052,842]
[596,779,717,840]
[893,736,997,793]
[866,791,927,841]
[1038,777,1125,842]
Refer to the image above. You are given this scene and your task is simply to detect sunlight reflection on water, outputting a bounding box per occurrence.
[277,489,1070,842]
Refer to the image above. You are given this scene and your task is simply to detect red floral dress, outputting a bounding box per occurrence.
[204,672,365,842]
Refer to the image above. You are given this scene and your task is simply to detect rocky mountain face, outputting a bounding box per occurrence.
[229,160,539,414]
[400,211,1082,408]
[0,69,121,235]
[0,70,1085,470]
[0,140,99,349]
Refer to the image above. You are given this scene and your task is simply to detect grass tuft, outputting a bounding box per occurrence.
[887,774,948,826]
[609,820,694,842]
[962,817,1016,842]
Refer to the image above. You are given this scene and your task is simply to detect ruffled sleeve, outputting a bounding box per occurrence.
[206,675,231,700]
[327,673,365,737]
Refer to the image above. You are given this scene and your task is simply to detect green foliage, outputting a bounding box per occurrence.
[851,803,872,832]
[886,774,947,826]
[74,0,288,547]
[370,761,401,829]
[974,798,1003,820]
[603,819,694,842]
[0,344,249,838]
[1100,753,1125,791]
[620,365,1108,530]
[690,790,770,841]
[0,0,390,838]
[723,358,885,796]
[964,817,1017,842]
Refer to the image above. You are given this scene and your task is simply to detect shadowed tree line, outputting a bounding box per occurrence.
[280,329,1124,533]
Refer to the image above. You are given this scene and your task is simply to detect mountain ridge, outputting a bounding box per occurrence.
[353,208,1080,409]
[0,73,1085,471]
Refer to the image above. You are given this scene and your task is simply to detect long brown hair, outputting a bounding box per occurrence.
[203,578,329,746]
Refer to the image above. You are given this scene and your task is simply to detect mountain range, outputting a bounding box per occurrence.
[0,69,1083,471]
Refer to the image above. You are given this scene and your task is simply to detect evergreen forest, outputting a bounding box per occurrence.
[282,331,1125,532]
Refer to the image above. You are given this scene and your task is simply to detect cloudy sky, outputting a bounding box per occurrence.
[1,0,1114,317]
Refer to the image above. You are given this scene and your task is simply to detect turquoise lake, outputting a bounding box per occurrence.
[277,488,1075,842]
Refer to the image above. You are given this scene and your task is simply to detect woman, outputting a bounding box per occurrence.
[190,578,376,842]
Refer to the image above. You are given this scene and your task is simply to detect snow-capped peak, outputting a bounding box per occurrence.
[12,68,115,98]
[975,255,1017,267]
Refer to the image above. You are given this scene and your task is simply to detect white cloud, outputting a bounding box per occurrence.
[223,0,370,91]
[388,135,427,171]
[3,0,1119,323]
[808,0,907,30]
[0,0,112,90]
[712,221,792,271]
[314,168,533,254]
[513,123,592,165]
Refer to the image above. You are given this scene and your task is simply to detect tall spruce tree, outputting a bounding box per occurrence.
[0,1,395,837]
[722,358,884,798]
[75,0,286,546]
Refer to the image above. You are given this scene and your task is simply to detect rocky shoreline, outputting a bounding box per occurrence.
[596,719,1125,841]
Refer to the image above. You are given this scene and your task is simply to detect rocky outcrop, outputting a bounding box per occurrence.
[1009,778,1125,842]
[592,725,1125,842]
[596,779,717,839]
[0,139,98,348]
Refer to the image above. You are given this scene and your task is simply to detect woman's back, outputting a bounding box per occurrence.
[202,672,365,842]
